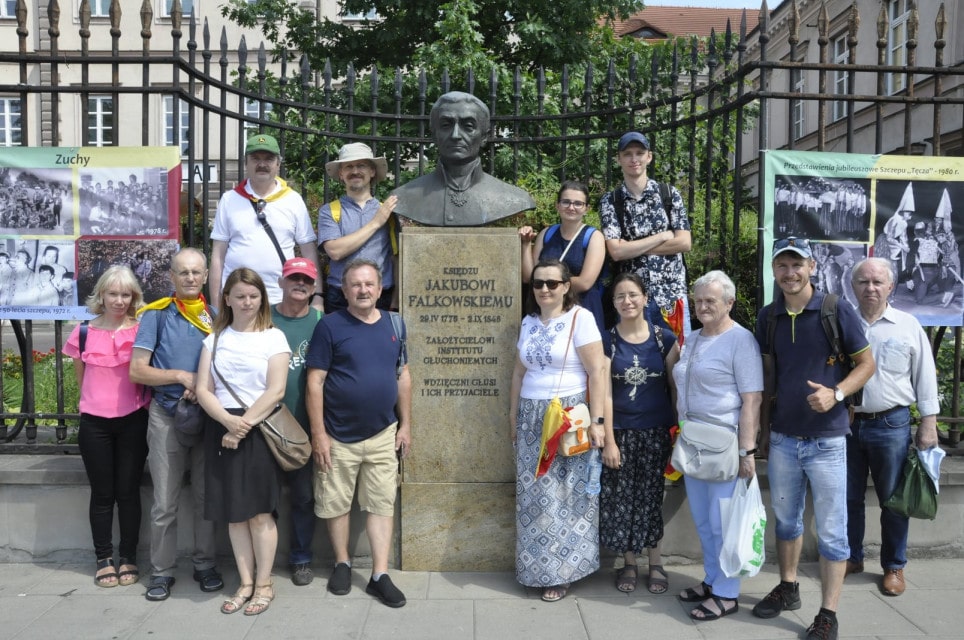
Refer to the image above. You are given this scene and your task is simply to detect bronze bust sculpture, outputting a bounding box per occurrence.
[392,92,535,226]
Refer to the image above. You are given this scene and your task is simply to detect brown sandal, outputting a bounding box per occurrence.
[648,565,669,594]
[220,584,253,614]
[117,558,139,587]
[94,558,118,588]
[244,582,275,616]
[616,565,638,593]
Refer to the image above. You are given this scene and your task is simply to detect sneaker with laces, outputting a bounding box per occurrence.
[752,581,801,618]
[291,563,313,586]
[805,612,839,640]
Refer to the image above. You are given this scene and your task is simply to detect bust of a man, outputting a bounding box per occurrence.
[392,91,535,227]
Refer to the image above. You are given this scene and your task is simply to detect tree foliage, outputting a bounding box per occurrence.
[222,0,642,75]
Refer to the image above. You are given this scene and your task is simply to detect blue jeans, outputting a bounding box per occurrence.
[768,432,849,561]
[684,475,740,598]
[286,458,316,565]
[846,407,911,570]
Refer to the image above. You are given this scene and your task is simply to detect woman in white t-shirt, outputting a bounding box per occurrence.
[510,259,608,602]
[196,268,290,616]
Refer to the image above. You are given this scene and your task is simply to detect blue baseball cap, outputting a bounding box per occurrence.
[617,131,651,151]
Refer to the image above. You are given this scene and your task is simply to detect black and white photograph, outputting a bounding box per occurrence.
[0,167,74,236]
[811,242,867,309]
[872,180,964,322]
[773,176,870,242]
[78,168,172,236]
[0,239,76,308]
[76,238,179,305]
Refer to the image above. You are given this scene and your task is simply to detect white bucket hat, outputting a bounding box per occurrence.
[325,142,388,183]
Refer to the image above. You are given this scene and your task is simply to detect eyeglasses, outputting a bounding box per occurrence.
[772,237,810,251]
[558,199,587,209]
[532,279,565,290]
[614,292,643,302]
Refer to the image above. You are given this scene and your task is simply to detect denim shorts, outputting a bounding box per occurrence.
[767,431,849,562]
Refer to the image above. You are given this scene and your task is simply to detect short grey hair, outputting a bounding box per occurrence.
[692,270,736,303]
[852,257,895,286]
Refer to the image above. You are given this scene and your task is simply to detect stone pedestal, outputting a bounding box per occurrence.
[399,227,520,571]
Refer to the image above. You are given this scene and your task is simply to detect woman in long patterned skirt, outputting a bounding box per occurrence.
[510,259,608,602]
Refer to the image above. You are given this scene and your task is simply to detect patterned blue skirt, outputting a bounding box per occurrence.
[515,393,600,587]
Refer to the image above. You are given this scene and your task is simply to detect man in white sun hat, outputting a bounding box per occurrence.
[318,142,398,313]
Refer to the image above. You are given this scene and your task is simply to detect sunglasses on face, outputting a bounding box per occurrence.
[772,237,810,251]
[532,279,565,290]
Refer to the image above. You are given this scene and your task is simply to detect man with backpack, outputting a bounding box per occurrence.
[318,142,397,313]
[600,131,692,339]
[753,237,875,640]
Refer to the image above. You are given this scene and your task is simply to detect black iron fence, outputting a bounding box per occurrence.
[1,0,962,449]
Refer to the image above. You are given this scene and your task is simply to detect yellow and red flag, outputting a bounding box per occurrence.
[537,398,572,478]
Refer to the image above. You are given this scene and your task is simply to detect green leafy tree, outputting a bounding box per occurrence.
[222,0,643,75]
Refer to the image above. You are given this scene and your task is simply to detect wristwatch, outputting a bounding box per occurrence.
[593,416,604,425]
[739,448,758,458]
[834,386,845,403]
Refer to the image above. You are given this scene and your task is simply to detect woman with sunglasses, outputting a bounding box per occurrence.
[600,272,679,595]
[510,259,608,602]
[519,180,607,335]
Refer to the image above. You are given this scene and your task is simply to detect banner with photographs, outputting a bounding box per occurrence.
[0,147,182,320]
[763,150,964,327]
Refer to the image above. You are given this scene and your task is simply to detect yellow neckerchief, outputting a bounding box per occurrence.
[137,294,213,334]
[233,177,292,203]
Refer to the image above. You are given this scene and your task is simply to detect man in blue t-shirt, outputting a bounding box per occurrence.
[752,237,875,640]
[271,257,323,587]
[306,259,411,608]
[130,248,223,601]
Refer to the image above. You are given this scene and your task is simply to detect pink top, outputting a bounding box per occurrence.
[63,323,151,418]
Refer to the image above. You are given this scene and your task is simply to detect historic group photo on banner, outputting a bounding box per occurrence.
[0,147,181,320]
[763,150,964,327]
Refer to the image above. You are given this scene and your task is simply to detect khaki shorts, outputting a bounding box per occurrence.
[313,423,398,518]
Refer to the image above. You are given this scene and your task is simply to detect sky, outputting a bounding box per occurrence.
[642,0,762,7]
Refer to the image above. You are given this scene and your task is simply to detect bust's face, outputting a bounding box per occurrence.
[434,102,485,166]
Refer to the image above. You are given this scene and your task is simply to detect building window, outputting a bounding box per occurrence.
[160,0,195,18]
[832,34,849,122]
[244,98,273,133]
[88,0,111,17]
[0,97,21,146]
[342,6,379,21]
[1,1,17,19]
[163,96,191,156]
[87,96,114,147]
[887,0,909,94]
[792,70,805,141]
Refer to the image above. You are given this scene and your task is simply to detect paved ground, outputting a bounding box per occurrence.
[1,558,961,639]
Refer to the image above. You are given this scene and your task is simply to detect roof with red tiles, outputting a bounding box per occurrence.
[604,5,761,41]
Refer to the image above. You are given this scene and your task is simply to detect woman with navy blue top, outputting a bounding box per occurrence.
[600,272,679,595]
[520,180,607,335]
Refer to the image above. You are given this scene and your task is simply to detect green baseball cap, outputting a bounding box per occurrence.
[245,133,281,156]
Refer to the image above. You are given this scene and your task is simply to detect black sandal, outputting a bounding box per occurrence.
[117,557,139,586]
[678,581,712,603]
[616,565,638,593]
[94,557,118,588]
[647,565,669,594]
[689,595,739,621]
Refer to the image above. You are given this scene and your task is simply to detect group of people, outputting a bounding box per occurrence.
[57,109,941,640]
[0,171,69,232]
[0,244,74,307]
[63,129,413,616]
[78,173,168,236]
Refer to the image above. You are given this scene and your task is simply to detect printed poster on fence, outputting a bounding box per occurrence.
[763,150,964,327]
[0,146,182,321]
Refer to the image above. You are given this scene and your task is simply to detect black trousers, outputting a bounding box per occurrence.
[78,407,149,561]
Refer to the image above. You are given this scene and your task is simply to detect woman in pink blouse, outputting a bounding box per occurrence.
[63,266,151,588]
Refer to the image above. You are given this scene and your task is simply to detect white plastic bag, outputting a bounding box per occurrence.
[719,475,766,578]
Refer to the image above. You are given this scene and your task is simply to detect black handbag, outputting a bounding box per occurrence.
[211,333,311,471]
[173,396,205,448]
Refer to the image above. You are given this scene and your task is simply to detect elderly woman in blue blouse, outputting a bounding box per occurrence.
[670,270,762,621]
[510,259,608,603]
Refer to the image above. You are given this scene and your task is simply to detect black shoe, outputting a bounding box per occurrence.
[328,563,352,595]
[291,563,313,586]
[751,582,801,618]
[366,574,406,608]
[193,568,224,593]
[145,575,175,601]
[805,612,839,640]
